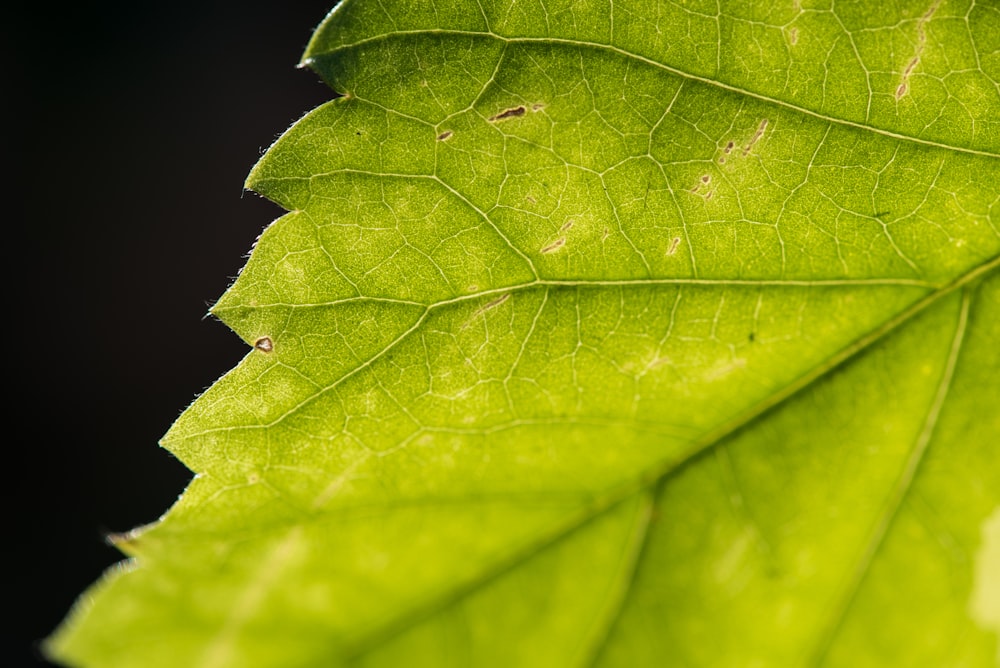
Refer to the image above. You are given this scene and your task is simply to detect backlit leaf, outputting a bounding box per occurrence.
[50,1,1000,665]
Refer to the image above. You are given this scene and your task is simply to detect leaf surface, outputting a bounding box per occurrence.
[51,1,1000,666]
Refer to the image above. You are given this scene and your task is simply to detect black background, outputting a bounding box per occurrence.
[9,2,337,663]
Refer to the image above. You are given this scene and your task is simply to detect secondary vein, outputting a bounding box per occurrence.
[808,286,973,666]
[309,29,1000,159]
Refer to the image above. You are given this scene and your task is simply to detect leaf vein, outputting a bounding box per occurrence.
[307,30,1000,158]
[334,256,997,661]
[808,285,974,666]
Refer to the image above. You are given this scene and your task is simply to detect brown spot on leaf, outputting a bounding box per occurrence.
[743,119,769,155]
[478,293,510,314]
[437,130,453,141]
[666,237,682,256]
[540,238,566,254]
[896,57,921,100]
[918,0,941,47]
[561,220,574,231]
[254,337,274,353]
[701,174,711,184]
[490,106,526,121]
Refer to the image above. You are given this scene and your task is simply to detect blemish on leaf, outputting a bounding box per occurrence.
[705,356,748,381]
[561,220,574,231]
[490,106,526,121]
[701,174,711,184]
[647,356,673,370]
[478,293,510,314]
[531,103,545,111]
[540,238,566,254]
[602,228,610,241]
[705,191,714,201]
[970,506,1000,643]
[719,140,736,164]
[787,26,799,45]
[526,195,536,204]
[896,0,940,100]
[748,332,756,342]
[437,130,453,141]
[917,0,941,48]
[462,294,511,329]
[743,119,769,155]
[667,237,682,256]
[896,57,920,100]
[254,337,274,353]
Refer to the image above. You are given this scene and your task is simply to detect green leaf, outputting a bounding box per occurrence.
[50,1,1000,666]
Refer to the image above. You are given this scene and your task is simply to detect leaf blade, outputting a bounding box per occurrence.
[50,1,1000,666]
